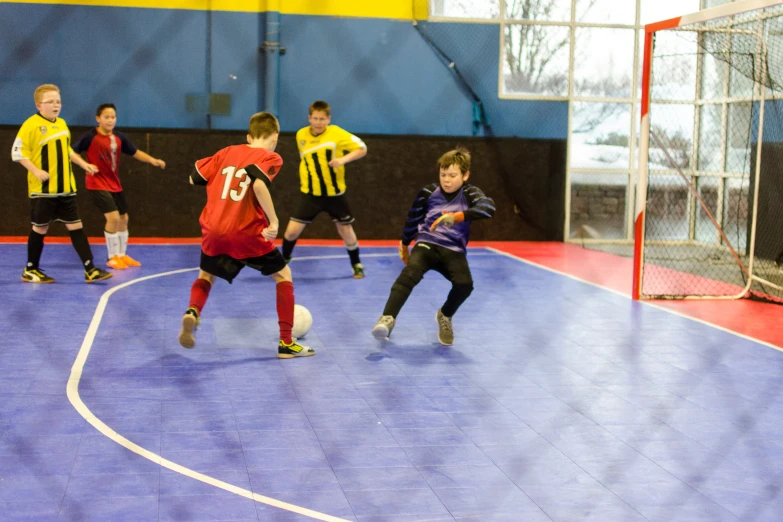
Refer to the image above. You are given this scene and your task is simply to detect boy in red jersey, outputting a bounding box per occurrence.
[179,112,314,358]
[73,104,166,270]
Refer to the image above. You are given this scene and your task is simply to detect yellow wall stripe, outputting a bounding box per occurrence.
[2,0,270,13]
[2,0,429,19]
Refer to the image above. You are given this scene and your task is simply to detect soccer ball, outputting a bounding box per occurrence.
[292,304,313,339]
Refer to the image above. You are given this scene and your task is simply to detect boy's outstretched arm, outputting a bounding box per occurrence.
[463,185,495,221]
[69,150,98,174]
[327,147,366,168]
[133,150,166,169]
[430,186,495,231]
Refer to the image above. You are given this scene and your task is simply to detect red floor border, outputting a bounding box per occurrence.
[0,237,404,246]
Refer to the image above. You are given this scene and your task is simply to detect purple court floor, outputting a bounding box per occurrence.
[2,243,782,521]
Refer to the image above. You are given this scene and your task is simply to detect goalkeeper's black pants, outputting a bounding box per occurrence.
[383,242,473,318]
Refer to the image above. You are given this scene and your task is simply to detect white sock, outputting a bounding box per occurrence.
[105,231,121,259]
[118,230,129,256]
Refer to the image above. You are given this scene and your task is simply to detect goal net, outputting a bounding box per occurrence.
[633,0,783,302]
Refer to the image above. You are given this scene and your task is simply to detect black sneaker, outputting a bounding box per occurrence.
[85,267,113,283]
[371,315,395,340]
[436,308,454,346]
[278,340,315,358]
[178,307,200,349]
[352,263,365,279]
[284,256,292,264]
[21,267,55,284]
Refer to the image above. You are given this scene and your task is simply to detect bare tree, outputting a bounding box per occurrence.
[430,0,500,19]
[433,1,629,133]
[651,124,693,169]
[503,0,600,95]
[572,103,628,134]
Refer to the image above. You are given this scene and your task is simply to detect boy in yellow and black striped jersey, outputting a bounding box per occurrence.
[281,101,368,278]
[11,84,112,284]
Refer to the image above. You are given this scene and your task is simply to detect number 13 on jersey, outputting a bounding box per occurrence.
[220,166,251,201]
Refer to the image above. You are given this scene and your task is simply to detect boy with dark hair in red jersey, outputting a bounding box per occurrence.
[179,112,314,359]
[73,103,166,270]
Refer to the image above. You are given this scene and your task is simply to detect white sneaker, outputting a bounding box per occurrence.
[372,315,395,340]
[436,308,454,346]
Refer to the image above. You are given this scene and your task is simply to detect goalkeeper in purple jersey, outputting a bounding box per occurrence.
[372,147,495,345]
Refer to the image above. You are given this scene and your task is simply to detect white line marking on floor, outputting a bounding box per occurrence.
[67,265,350,522]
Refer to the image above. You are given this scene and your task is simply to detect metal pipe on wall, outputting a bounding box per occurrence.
[206,2,212,129]
[264,0,281,116]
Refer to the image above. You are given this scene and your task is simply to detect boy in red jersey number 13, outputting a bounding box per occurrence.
[179,112,314,358]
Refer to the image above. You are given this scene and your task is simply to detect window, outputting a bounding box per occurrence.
[573,28,635,98]
[429,0,499,18]
[430,1,731,242]
[503,24,570,96]
[507,0,571,22]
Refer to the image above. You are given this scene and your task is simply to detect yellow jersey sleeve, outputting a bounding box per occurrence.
[332,126,366,154]
[11,117,37,162]
[295,127,308,156]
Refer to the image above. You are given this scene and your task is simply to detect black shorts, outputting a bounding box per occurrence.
[30,196,81,227]
[407,242,473,285]
[89,190,129,215]
[291,193,354,225]
[200,249,287,283]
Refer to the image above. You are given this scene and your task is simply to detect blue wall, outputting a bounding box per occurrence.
[761,100,783,143]
[0,4,213,128]
[0,4,567,139]
[750,100,783,144]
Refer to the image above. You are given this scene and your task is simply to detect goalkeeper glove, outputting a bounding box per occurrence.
[430,211,465,232]
[398,241,410,265]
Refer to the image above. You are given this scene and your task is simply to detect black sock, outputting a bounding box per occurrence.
[27,230,45,269]
[382,282,413,317]
[347,246,361,266]
[69,229,95,271]
[282,238,297,259]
